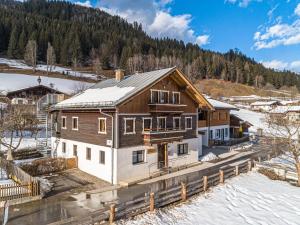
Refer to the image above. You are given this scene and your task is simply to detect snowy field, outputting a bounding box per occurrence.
[0,137,37,152]
[118,172,300,225]
[0,73,92,94]
[0,58,99,80]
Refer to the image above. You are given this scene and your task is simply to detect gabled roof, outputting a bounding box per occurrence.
[250,100,279,106]
[6,84,65,96]
[206,98,237,110]
[54,67,213,110]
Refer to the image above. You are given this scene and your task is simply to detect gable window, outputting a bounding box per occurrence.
[132,150,145,165]
[185,117,192,130]
[99,151,105,164]
[143,118,152,132]
[151,90,159,104]
[177,143,188,156]
[73,145,77,157]
[62,142,66,154]
[86,147,91,160]
[173,117,181,130]
[173,92,180,104]
[124,118,136,134]
[160,91,169,104]
[61,116,67,129]
[72,117,78,130]
[157,117,166,131]
[98,118,106,134]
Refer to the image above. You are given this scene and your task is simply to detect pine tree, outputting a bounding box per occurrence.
[7,25,19,58]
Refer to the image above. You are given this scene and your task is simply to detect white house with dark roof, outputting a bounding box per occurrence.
[250,100,281,112]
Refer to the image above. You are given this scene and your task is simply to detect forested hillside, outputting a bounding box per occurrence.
[0,0,300,89]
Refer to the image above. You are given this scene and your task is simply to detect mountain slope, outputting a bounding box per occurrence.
[0,0,299,89]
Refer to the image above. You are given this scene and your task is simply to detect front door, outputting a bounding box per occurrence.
[157,144,168,169]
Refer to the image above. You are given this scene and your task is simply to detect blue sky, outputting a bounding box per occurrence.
[72,0,300,73]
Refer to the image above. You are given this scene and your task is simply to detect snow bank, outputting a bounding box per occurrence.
[200,152,219,162]
[118,172,300,225]
[0,73,92,94]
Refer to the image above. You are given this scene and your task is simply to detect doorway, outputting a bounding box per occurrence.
[157,143,168,169]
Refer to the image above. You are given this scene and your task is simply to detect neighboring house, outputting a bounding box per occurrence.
[198,98,237,146]
[280,100,300,106]
[50,67,213,184]
[230,114,252,138]
[270,106,300,121]
[250,101,281,112]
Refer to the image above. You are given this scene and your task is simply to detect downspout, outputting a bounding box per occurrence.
[100,109,114,184]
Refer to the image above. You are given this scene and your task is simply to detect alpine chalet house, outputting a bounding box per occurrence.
[51,67,213,184]
[198,98,237,146]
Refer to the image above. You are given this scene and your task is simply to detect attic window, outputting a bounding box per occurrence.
[173,92,180,104]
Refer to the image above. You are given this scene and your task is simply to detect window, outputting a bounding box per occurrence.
[225,128,229,137]
[61,116,67,129]
[124,118,135,134]
[73,145,77,157]
[86,147,91,160]
[215,129,220,139]
[177,143,188,155]
[132,150,145,164]
[72,117,78,130]
[185,117,192,130]
[173,92,180,104]
[157,117,166,130]
[62,142,66,154]
[210,130,213,139]
[99,151,105,164]
[160,91,169,103]
[143,118,152,131]
[151,90,159,103]
[98,118,106,134]
[173,117,181,130]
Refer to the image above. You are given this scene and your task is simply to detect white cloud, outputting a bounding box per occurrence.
[295,3,300,16]
[97,0,209,46]
[261,60,300,73]
[225,0,262,8]
[75,0,92,7]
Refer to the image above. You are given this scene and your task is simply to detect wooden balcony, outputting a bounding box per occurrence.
[148,103,186,113]
[143,128,185,145]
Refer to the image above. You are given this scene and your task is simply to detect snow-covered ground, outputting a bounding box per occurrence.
[0,137,37,152]
[0,58,99,80]
[0,73,92,94]
[118,172,300,225]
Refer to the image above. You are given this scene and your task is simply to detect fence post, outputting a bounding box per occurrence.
[219,170,224,184]
[109,204,116,224]
[248,161,252,172]
[235,165,239,176]
[203,176,208,192]
[150,192,155,212]
[181,182,187,201]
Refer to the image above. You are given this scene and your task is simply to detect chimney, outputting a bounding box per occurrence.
[115,69,125,81]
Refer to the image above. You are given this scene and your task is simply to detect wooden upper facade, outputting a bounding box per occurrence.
[198,109,230,128]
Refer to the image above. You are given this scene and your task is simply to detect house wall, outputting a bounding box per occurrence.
[198,125,230,147]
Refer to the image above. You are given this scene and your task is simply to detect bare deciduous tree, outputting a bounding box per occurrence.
[0,106,39,161]
[72,82,89,95]
[24,40,37,72]
[265,113,300,186]
[46,42,56,75]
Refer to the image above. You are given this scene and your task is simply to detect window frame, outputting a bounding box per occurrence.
[173,117,181,130]
[159,90,169,104]
[150,89,160,104]
[157,117,167,131]
[62,142,66,154]
[98,117,107,134]
[142,117,152,132]
[177,143,188,156]
[132,150,145,165]
[124,118,136,134]
[61,116,67,129]
[172,91,180,104]
[86,147,91,160]
[72,116,79,131]
[99,150,105,164]
[73,144,77,157]
[185,117,193,130]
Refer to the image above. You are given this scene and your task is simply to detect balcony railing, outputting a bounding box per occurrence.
[148,102,186,113]
[143,128,185,144]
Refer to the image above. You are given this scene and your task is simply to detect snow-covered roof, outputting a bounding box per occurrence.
[55,67,176,109]
[207,98,237,110]
[280,100,300,106]
[250,101,278,106]
[270,106,300,114]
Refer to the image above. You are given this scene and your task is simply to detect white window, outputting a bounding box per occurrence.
[99,151,105,164]
[173,117,181,130]
[132,150,145,164]
[225,128,229,137]
[124,118,136,134]
[61,116,67,129]
[215,129,220,138]
[86,147,91,160]
[98,118,106,134]
[151,90,159,104]
[185,117,192,130]
[72,117,78,130]
[173,92,180,104]
[177,143,188,155]
[62,142,66,154]
[157,117,167,130]
[143,117,152,132]
[160,91,169,104]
